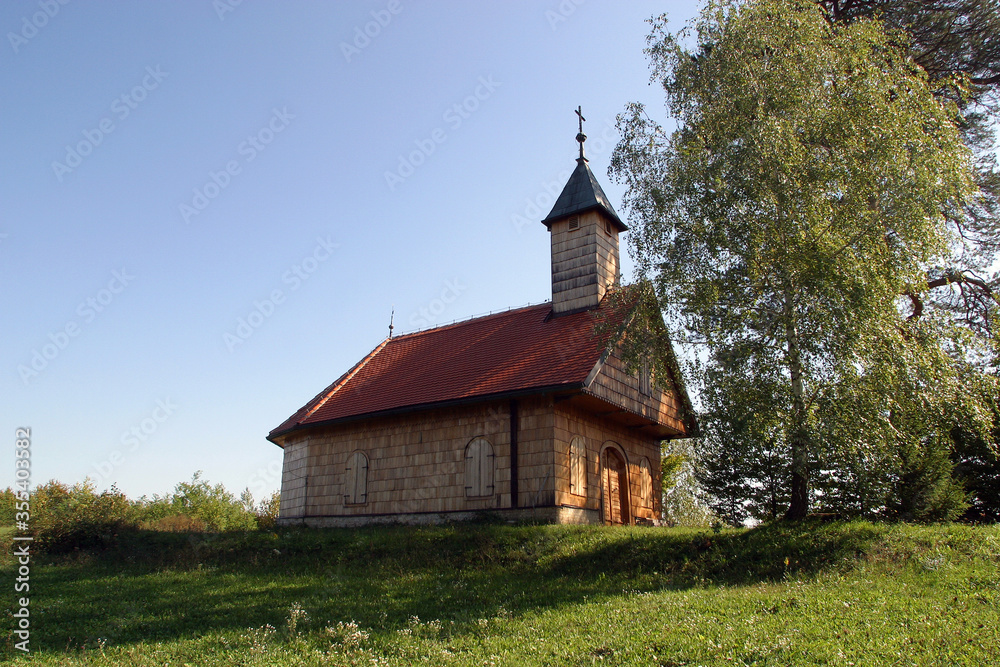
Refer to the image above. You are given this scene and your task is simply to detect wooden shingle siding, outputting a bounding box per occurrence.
[280,394,664,525]
[639,457,652,508]
[587,350,687,435]
[551,210,619,313]
[277,436,309,520]
[279,398,557,519]
[552,403,662,523]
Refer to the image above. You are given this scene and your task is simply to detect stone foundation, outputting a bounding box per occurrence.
[277,505,602,528]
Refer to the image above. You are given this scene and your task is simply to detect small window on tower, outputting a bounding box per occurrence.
[605,220,613,234]
[568,216,580,231]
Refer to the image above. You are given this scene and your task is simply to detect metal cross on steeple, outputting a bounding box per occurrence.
[575,105,587,161]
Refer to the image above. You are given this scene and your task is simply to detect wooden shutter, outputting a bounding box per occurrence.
[345,451,368,504]
[481,440,495,494]
[466,438,494,497]
[639,457,652,506]
[570,437,586,495]
[639,356,652,396]
[354,452,368,503]
[465,439,480,496]
[344,455,355,503]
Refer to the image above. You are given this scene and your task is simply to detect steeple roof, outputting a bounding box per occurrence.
[540,158,628,231]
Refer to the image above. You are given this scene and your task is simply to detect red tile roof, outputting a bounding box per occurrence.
[268,301,619,441]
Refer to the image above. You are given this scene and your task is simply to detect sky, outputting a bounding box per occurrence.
[1,1,701,501]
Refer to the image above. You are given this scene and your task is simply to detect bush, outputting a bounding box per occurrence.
[254,491,280,530]
[141,514,208,532]
[0,487,15,524]
[30,480,139,553]
[133,472,257,532]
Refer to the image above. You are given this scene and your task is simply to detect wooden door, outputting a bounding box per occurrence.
[602,448,630,525]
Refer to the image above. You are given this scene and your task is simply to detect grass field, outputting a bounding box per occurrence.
[1,519,998,665]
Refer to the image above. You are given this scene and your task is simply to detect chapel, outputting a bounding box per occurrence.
[268,115,696,526]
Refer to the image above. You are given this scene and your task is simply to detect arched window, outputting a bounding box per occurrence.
[344,450,368,505]
[639,457,652,506]
[465,437,495,498]
[569,436,587,496]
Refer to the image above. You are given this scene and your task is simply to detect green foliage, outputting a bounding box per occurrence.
[660,448,684,488]
[611,0,997,519]
[254,490,281,530]
[890,435,970,521]
[951,401,1000,522]
[660,439,717,527]
[170,471,257,531]
[1,521,997,665]
[698,366,791,523]
[134,471,258,532]
[0,487,15,524]
[28,480,139,553]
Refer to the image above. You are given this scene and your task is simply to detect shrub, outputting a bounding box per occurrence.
[169,472,257,531]
[254,491,280,530]
[133,472,257,532]
[30,480,139,553]
[0,487,16,524]
[141,514,208,532]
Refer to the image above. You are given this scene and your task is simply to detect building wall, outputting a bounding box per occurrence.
[278,435,309,520]
[550,209,620,314]
[552,403,662,523]
[277,397,555,520]
[587,349,688,435]
[278,389,667,525]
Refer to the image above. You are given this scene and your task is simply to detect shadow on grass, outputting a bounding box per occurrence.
[543,519,884,585]
[2,520,885,654]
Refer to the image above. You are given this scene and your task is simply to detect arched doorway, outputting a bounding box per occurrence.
[601,446,630,525]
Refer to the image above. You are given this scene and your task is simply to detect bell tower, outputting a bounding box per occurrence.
[541,107,628,315]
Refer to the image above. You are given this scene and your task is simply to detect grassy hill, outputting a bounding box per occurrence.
[2,520,998,665]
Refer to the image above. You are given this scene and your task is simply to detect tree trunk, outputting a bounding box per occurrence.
[783,288,810,520]
[786,433,810,520]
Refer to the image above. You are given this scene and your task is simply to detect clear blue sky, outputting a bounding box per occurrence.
[1,1,700,501]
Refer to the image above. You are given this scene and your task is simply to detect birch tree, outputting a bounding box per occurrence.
[611,0,997,519]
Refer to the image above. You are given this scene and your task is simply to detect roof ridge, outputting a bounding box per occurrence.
[391,301,552,340]
[301,337,391,421]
